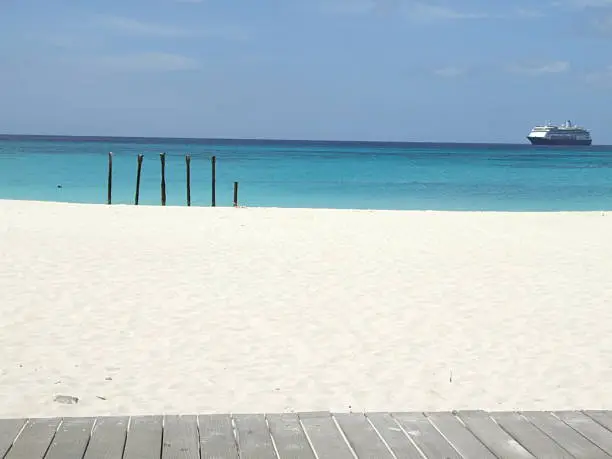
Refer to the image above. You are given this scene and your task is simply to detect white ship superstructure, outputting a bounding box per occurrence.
[527,120,592,146]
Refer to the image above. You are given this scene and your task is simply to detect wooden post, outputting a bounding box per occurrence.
[211,155,216,207]
[135,154,143,205]
[186,155,191,207]
[107,152,113,205]
[160,153,167,206]
[233,181,239,207]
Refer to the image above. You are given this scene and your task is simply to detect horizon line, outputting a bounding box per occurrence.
[2,133,608,148]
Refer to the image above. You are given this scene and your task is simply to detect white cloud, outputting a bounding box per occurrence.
[407,3,490,21]
[95,15,248,40]
[46,36,81,49]
[591,12,612,33]
[586,65,612,85]
[321,0,491,21]
[559,0,612,7]
[432,66,467,77]
[321,0,375,14]
[91,52,200,72]
[96,15,194,37]
[516,8,545,18]
[320,0,400,15]
[551,0,612,36]
[551,0,612,13]
[507,61,570,75]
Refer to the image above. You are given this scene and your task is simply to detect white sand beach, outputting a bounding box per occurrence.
[1,199,612,418]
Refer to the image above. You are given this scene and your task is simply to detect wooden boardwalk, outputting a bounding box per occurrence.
[2,411,612,458]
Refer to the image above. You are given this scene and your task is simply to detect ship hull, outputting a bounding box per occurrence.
[527,137,592,146]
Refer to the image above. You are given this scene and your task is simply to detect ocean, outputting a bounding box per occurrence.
[1,135,612,211]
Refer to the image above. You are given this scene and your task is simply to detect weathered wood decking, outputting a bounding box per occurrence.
[2,411,612,458]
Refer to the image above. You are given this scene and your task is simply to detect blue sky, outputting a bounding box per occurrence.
[0,0,611,143]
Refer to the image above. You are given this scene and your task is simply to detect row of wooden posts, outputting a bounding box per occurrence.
[106,153,239,207]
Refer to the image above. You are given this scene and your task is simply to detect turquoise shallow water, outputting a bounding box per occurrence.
[1,135,612,211]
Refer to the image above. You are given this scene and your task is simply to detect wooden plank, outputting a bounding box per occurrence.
[44,418,95,459]
[366,413,423,459]
[233,414,276,459]
[266,413,314,459]
[0,419,26,458]
[555,411,612,455]
[457,410,535,458]
[122,416,163,459]
[334,413,393,458]
[4,418,60,459]
[198,414,238,459]
[393,412,462,459]
[298,412,353,459]
[162,415,199,459]
[425,412,496,458]
[522,411,610,459]
[491,412,573,459]
[585,411,612,432]
[83,416,128,459]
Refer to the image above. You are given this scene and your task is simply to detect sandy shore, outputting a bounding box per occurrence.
[1,199,612,418]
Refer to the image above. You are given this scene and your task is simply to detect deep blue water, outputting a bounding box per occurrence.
[1,135,612,211]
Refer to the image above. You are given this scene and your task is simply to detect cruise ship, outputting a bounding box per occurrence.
[527,120,592,146]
